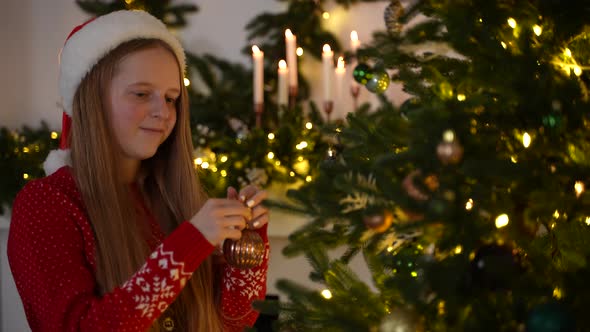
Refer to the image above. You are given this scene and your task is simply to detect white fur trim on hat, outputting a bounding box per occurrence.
[59,10,186,116]
[43,149,72,176]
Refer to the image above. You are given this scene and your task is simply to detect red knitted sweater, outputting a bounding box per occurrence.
[7,167,269,331]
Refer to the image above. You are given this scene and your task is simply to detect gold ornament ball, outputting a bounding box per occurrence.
[223,229,265,269]
[363,209,394,233]
[384,0,404,35]
[436,140,464,164]
[380,307,425,332]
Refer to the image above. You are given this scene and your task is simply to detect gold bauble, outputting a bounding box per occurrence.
[223,229,265,269]
[380,307,425,332]
[363,209,394,233]
[436,140,464,164]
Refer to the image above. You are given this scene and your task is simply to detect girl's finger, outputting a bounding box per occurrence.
[222,216,247,230]
[251,205,268,220]
[227,186,239,200]
[249,214,269,229]
[238,185,258,203]
[244,190,268,208]
[224,229,243,241]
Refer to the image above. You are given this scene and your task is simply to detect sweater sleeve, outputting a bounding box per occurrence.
[7,181,214,332]
[220,223,270,331]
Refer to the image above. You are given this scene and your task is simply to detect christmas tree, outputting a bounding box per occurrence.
[260,1,590,331]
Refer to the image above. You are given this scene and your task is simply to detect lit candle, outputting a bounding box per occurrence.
[278,60,288,107]
[335,56,346,99]
[350,31,360,90]
[285,29,298,89]
[322,44,334,102]
[350,30,360,54]
[252,45,264,105]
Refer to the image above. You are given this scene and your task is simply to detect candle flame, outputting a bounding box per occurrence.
[351,30,359,41]
[337,57,345,69]
[323,44,332,53]
[279,59,287,69]
[285,29,294,38]
[252,45,261,54]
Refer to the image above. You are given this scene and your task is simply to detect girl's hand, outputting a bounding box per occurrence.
[227,185,269,229]
[189,198,251,246]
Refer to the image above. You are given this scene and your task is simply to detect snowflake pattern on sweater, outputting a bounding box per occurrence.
[7,166,269,332]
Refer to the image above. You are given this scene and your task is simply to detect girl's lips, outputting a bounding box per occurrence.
[140,127,164,133]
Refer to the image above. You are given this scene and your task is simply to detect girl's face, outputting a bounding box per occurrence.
[107,46,180,163]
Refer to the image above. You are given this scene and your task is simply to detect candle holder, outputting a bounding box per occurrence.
[323,101,334,123]
[255,103,264,128]
[289,86,298,109]
[351,84,360,110]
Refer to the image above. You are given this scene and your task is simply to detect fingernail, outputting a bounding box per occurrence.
[253,221,260,228]
[247,199,255,208]
[239,195,246,202]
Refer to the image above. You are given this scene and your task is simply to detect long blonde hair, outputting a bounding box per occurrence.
[69,39,223,331]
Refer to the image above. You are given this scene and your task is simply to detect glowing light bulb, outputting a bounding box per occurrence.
[296,141,308,150]
[533,25,542,36]
[454,246,463,254]
[305,122,313,130]
[183,78,190,86]
[507,18,517,29]
[51,132,58,139]
[306,175,312,182]
[575,181,585,197]
[322,12,330,19]
[564,48,572,57]
[574,66,582,76]
[194,158,203,165]
[553,287,563,299]
[267,152,275,160]
[220,170,227,177]
[501,41,507,49]
[321,289,332,299]
[495,214,509,228]
[23,173,29,179]
[289,171,295,177]
[457,94,466,101]
[522,132,531,148]
[443,130,455,142]
[465,198,474,210]
[296,47,303,56]
[585,217,590,225]
[553,210,560,218]
[220,155,228,163]
[201,162,210,169]
[268,133,275,140]
[411,271,418,277]
[23,147,29,153]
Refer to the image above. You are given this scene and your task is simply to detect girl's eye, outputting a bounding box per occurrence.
[134,92,149,98]
[166,97,176,104]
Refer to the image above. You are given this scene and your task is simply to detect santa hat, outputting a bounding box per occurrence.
[43,10,186,176]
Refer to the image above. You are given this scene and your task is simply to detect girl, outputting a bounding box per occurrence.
[7,10,269,332]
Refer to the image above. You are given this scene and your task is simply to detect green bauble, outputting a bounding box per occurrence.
[542,113,562,129]
[365,70,390,93]
[526,302,575,332]
[384,0,404,35]
[353,63,372,84]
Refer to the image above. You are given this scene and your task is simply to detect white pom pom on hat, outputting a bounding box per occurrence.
[43,10,186,176]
